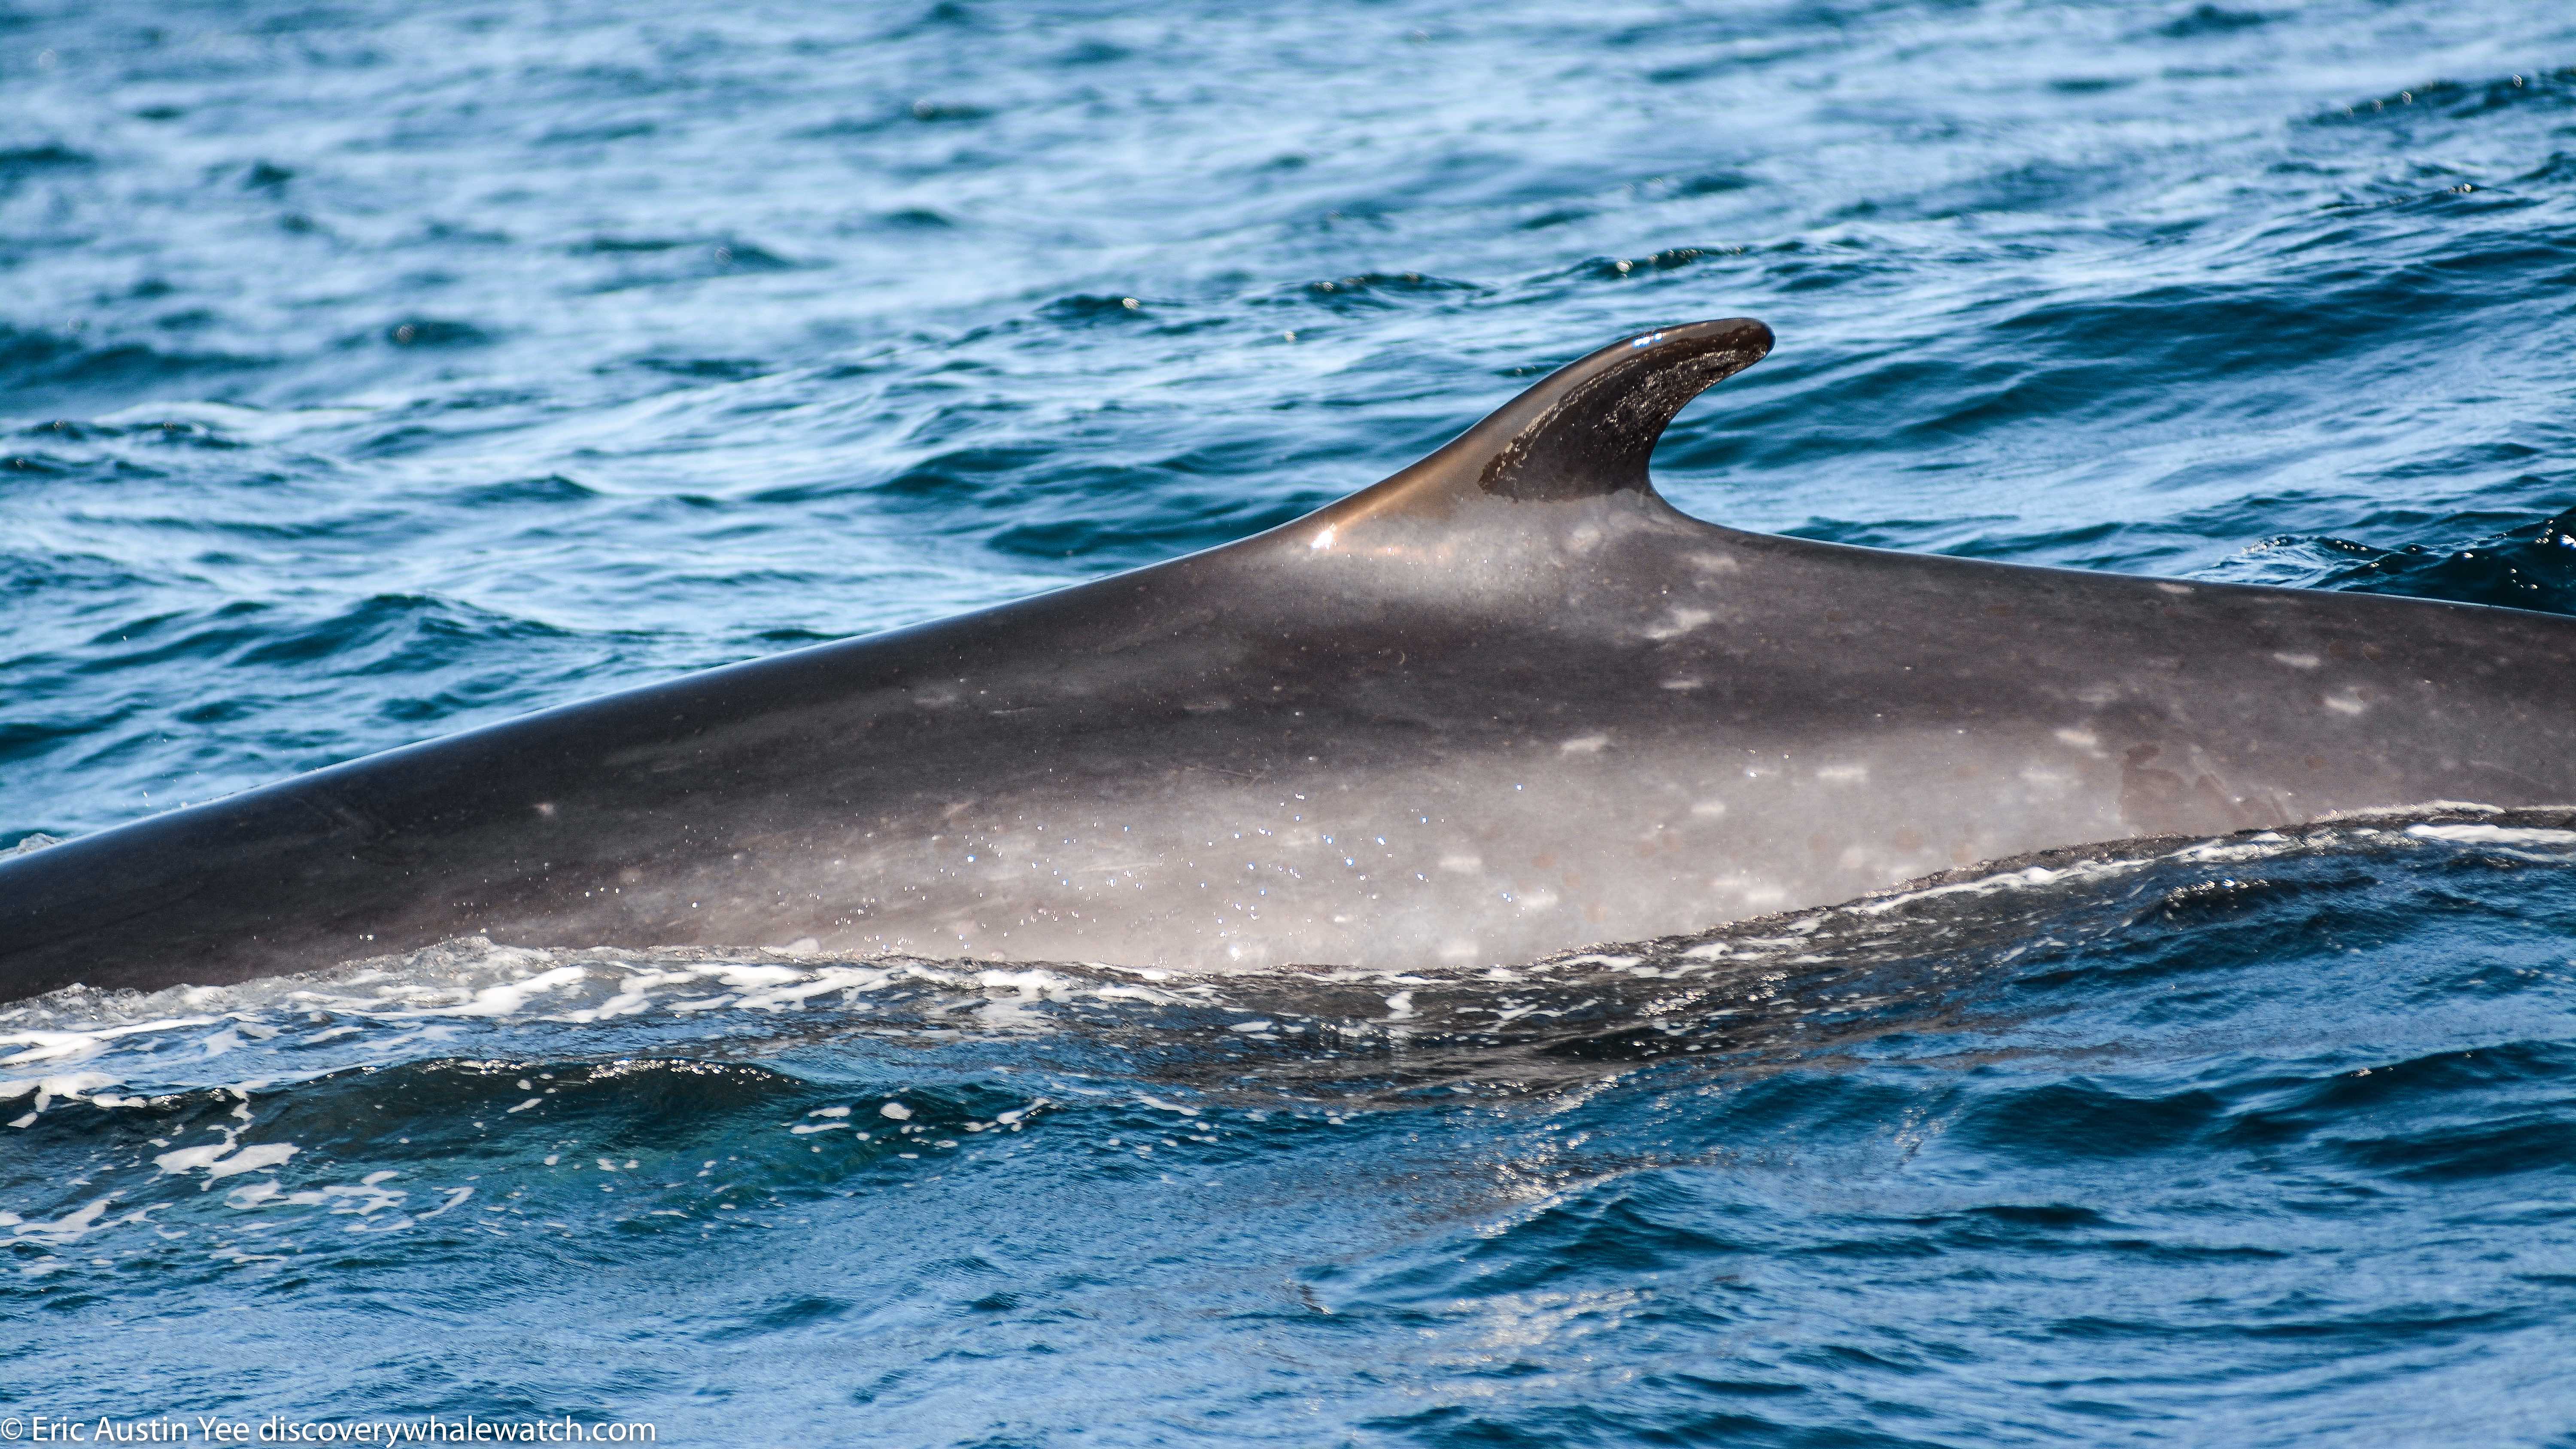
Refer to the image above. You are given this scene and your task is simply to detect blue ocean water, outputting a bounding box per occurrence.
[6,0,2576,1442]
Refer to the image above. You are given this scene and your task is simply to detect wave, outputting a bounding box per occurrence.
[0,325,268,416]
[2200,507,2576,616]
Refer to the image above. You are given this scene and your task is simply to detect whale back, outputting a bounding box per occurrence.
[5,319,2575,999]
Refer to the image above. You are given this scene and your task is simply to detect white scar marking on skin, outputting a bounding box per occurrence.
[1643,607,1714,640]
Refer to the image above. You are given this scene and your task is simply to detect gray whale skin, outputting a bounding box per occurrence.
[7,317,2575,1002]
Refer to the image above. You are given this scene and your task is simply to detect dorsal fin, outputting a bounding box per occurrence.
[1464,317,1774,502]
[1317,319,1773,528]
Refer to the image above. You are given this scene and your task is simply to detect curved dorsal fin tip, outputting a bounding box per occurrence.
[1474,316,1772,503]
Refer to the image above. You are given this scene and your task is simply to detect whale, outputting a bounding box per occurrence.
[5,316,2575,1003]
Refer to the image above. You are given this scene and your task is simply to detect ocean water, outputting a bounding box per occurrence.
[5,0,2576,1443]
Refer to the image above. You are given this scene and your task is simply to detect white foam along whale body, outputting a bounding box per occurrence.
[6,319,2574,1001]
